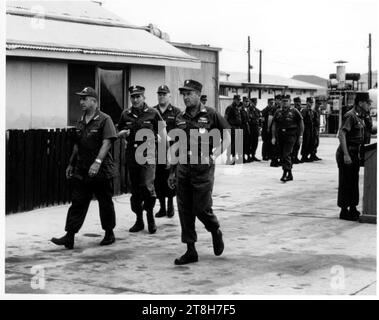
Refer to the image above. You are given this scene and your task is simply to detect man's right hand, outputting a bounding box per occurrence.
[343,154,352,165]
[271,137,276,145]
[66,165,74,179]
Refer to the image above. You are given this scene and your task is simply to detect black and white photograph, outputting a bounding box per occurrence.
[1,0,378,301]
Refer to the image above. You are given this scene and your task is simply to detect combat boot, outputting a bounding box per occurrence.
[100,229,115,246]
[167,197,175,218]
[174,243,198,265]
[155,197,167,218]
[211,229,224,256]
[285,170,293,181]
[146,210,157,234]
[129,212,144,232]
[270,160,280,167]
[51,231,75,249]
[280,170,287,182]
[339,208,358,221]
[349,207,361,220]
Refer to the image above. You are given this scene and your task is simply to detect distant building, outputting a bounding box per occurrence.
[219,71,324,114]
[6,1,201,129]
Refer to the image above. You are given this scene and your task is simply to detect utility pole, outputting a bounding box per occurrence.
[368,33,372,90]
[258,49,262,99]
[248,36,252,98]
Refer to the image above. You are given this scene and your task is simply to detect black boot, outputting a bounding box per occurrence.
[167,197,175,218]
[285,170,293,181]
[100,229,115,246]
[339,207,357,221]
[211,229,224,256]
[174,243,198,265]
[155,197,167,218]
[129,212,144,232]
[349,206,361,220]
[146,210,157,234]
[51,232,75,249]
[280,170,287,182]
[270,160,280,167]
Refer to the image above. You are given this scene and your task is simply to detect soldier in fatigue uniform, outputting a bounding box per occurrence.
[241,97,251,163]
[51,87,117,249]
[270,94,282,167]
[117,86,167,234]
[272,95,304,182]
[247,97,262,161]
[309,99,322,161]
[336,92,375,221]
[153,85,181,218]
[261,98,275,160]
[167,79,231,265]
[224,95,242,164]
[300,97,314,162]
[291,97,302,164]
[200,95,207,105]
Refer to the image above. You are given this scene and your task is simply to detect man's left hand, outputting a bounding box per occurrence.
[88,162,101,177]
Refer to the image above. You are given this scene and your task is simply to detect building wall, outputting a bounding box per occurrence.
[166,46,219,112]
[129,65,166,108]
[6,58,68,129]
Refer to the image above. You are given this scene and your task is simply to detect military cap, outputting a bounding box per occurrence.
[251,97,257,103]
[233,95,241,100]
[75,87,98,100]
[275,94,282,100]
[293,97,301,103]
[282,95,291,100]
[200,95,207,100]
[306,97,314,103]
[129,85,145,96]
[355,91,371,103]
[268,98,274,102]
[179,79,202,92]
[157,85,170,94]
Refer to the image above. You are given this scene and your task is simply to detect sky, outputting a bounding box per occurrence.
[103,0,378,79]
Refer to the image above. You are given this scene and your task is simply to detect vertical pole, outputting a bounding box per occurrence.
[248,36,251,99]
[368,33,372,90]
[258,49,262,99]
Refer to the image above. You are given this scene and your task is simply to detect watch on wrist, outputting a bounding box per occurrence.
[95,158,102,164]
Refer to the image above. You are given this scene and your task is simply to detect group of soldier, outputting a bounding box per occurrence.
[224,94,322,181]
[51,80,229,265]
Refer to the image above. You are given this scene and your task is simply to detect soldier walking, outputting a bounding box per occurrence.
[117,86,167,234]
[271,95,304,182]
[153,85,181,218]
[168,79,231,265]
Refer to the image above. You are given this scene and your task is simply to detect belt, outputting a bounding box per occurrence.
[280,128,297,132]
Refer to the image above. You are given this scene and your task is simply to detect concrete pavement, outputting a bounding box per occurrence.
[5,137,377,295]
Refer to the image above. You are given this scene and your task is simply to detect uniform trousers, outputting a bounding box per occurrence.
[336,145,360,208]
[176,163,220,243]
[301,125,313,158]
[65,177,116,233]
[278,130,297,170]
[155,164,176,198]
[128,162,156,213]
[249,124,260,158]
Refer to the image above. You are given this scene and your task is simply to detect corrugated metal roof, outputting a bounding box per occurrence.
[6,0,133,26]
[6,2,200,68]
[222,71,324,90]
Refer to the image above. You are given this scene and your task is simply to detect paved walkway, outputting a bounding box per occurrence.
[5,137,376,295]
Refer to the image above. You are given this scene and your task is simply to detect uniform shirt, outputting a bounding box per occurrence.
[118,103,164,160]
[174,104,231,159]
[248,106,262,127]
[340,109,365,146]
[240,105,250,130]
[312,109,321,129]
[153,103,181,133]
[301,108,313,125]
[74,110,117,179]
[273,107,303,130]
[224,103,242,128]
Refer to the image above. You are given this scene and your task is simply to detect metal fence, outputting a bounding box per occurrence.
[6,128,127,214]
